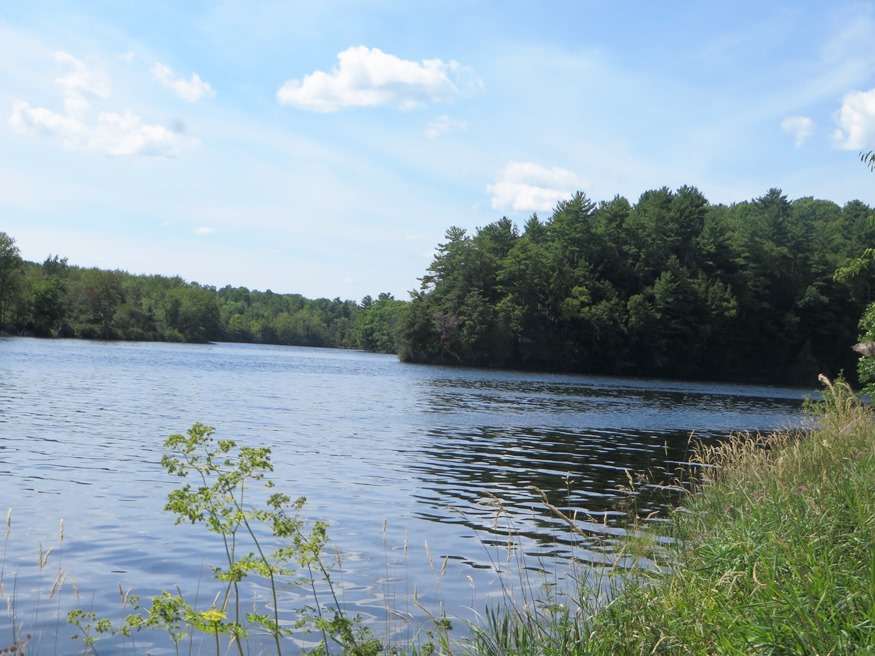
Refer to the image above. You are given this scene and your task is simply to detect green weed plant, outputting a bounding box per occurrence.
[124,421,384,656]
[2,424,386,656]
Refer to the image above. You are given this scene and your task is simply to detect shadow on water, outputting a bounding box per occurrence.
[406,425,688,564]
[400,371,807,567]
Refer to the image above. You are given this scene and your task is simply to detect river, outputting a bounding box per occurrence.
[0,338,811,653]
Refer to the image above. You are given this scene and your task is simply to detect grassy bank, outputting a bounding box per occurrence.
[469,378,875,655]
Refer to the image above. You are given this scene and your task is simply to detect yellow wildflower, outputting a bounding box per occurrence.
[200,607,226,623]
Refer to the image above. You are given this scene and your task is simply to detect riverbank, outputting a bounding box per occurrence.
[464,377,875,654]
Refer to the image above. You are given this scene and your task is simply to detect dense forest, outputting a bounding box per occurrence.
[3,185,875,386]
[397,187,875,385]
[0,232,407,353]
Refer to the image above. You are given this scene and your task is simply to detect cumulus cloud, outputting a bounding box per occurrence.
[151,63,216,102]
[781,116,815,147]
[276,46,481,112]
[487,161,584,212]
[425,114,468,139]
[833,88,875,149]
[8,51,194,157]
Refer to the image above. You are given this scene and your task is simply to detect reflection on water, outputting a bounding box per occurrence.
[0,337,810,652]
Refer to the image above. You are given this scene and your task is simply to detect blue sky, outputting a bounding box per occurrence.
[3,1,875,300]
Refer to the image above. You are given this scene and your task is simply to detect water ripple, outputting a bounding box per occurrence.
[0,337,808,652]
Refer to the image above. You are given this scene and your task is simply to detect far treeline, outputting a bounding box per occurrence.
[0,233,407,353]
[2,185,875,386]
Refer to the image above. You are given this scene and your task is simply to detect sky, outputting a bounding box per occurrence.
[4,1,875,301]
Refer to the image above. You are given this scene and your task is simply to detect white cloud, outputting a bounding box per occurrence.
[194,226,214,236]
[487,161,584,212]
[151,63,216,102]
[52,51,110,117]
[780,115,815,147]
[276,46,481,112]
[9,99,79,136]
[834,88,875,149]
[425,114,468,139]
[8,51,194,157]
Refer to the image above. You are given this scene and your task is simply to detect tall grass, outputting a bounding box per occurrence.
[0,510,67,656]
[468,376,875,655]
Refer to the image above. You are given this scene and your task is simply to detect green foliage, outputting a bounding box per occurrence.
[581,380,875,653]
[0,232,24,332]
[854,304,875,398]
[26,274,67,337]
[0,237,406,351]
[160,284,221,342]
[835,155,875,395]
[67,609,113,655]
[354,293,407,353]
[403,187,875,384]
[71,423,380,656]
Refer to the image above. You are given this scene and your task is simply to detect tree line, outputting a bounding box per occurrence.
[0,232,407,353]
[4,184,875,386]
[397,187,875,385]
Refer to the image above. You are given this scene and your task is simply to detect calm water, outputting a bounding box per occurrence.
[0,338,810,653]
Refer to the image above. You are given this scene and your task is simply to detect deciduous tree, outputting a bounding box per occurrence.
[0,232,23,331]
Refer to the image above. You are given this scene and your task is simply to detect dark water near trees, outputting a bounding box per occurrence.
[0,338,810,652]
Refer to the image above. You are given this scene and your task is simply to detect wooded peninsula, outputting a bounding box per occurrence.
[2,185,874,386]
